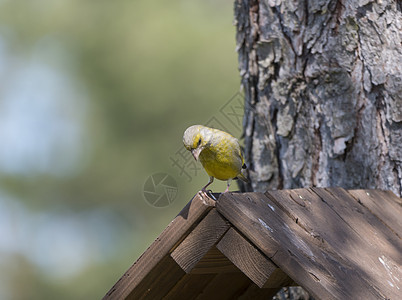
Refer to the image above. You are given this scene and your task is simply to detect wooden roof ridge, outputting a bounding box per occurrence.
[104,187,402,300]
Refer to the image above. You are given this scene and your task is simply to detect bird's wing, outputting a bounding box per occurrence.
[209,128,246,169]
[234,138,246,168]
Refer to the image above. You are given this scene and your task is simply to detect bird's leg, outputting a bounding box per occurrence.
[224,178,232,193]
[199,176,214,199]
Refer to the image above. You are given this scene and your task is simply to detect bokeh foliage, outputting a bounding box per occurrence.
[0,0,240,299]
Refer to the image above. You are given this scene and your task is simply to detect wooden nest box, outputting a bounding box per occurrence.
[104,188,402,300]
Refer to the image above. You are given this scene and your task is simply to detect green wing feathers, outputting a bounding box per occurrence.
[237,147,249,183]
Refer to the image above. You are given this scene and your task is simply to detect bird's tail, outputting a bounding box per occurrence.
[237,172,249,183]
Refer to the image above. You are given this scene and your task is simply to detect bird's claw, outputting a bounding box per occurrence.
[207,190,217,200]
[198,189,217,204]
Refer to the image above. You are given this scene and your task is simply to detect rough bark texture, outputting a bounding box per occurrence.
[236,0,402,197]
[235,0,401,298]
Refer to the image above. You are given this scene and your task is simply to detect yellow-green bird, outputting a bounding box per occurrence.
[183,125,248,195]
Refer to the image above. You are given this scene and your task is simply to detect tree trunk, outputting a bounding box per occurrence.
[235,0,402,298]
[236,0,401,195]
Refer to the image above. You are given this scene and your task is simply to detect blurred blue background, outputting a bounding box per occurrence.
[0,0,243,299]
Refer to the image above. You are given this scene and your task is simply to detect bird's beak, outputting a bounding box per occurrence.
[191,147,203,161]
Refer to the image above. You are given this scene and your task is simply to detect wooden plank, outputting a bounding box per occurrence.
[125,255,185,300]
[198,270,283,300]
[267,187,402,300]
[348,189,402,238]
[264,268,297,288]
[162,273,216,300]
[217,191,386,300]
[195,272,252,300]
[238,284,282,300]
[312,187,402,298]
[171,209,230,273]
[217,227,279,288]
[190,246,239,274]
[104,194,213,300]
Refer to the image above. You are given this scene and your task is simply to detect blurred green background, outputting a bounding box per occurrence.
[0,0,243,299]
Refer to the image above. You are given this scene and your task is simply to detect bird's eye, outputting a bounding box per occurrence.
[197,138,201,146]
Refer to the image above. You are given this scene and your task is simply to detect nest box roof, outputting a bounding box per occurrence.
[104,188,402,300]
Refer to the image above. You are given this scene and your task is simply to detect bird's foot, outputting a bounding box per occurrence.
[207,190,217,200]
[198,189,216,205]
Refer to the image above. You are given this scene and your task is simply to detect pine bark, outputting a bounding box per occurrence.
[236,0,402,196]
[235,0,401,298]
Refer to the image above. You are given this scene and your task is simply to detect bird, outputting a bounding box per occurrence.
[183,125,248,196]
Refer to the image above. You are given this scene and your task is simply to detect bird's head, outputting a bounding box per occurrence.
[183,125,208,161]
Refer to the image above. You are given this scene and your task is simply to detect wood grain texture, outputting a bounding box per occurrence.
[162,273,216,300]
[348,189,402,237]
[104,194,213,300]
[171,209,230,273]
[238,284,282,300]
[190,246,239,274]
[194,272,252,300]
[217,191,391,299]
[216,227,278,288]
[266,187,402,299]
[263,268,296,288]
[127,255,185,300]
